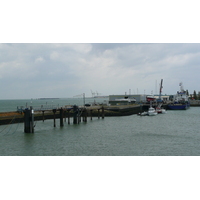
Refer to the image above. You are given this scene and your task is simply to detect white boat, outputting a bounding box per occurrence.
[115,98,131,102]
[137,111,148,116]
[115,98,136,103]
[156,103,166,114]
[156,107,166,114]
[148,107,158,116]
[147,101,157,116]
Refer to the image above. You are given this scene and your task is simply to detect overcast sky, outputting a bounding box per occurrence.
[0,43,200,99]
[1,1,200,99]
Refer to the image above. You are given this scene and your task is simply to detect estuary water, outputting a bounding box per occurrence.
[0,99,200,156]
[0,97,108,112]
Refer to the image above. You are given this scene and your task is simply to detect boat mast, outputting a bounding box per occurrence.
[179,82,184,92]
[159,79,163,100]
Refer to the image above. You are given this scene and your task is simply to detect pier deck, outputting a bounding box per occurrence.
[0,105,141,126]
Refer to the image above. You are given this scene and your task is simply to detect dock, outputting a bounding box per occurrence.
[0,104,141,133]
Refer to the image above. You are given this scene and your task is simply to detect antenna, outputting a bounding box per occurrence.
[179,82,184,92]
[155,80,157,94]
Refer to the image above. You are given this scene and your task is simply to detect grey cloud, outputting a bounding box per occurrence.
[1,43,200,99]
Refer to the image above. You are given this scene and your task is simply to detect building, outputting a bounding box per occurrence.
[109,94,171,105]
[109,94,146,105]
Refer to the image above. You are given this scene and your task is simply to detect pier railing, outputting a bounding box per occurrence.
[17,105,68,112]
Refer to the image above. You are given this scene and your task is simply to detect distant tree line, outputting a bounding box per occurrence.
[186,90,200,100]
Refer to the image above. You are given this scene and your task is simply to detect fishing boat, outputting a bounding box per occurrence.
[167,103,190,110]
[146,95,156,102]
[167,82,190,110]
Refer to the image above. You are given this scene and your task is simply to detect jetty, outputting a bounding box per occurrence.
[0,104,141,133]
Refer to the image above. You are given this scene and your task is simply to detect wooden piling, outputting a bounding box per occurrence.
[90,110,93,120]
[73,105,78,124]
[82,108,87,122]
[24,107,34,133]
[42,110,45,122]
[60,108,64,127]
[98,109,100,119]
[67,110,70,124]
[53,109,56,127]
[78,108,81,124]
[85,108,87,122]
[64,110,66,122]
[79,109,81,123]
[102,106,104,119]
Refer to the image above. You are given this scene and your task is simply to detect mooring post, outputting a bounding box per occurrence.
[90,110,93,120]
[67,110,70,124]
[98,109,100,119]
[42,110,45,122]
[102,106,105,119]
[53,109,56,127]
[79,108,81,123]
[77,108,80,124]
[82,109,85,122]
[85,108,87,122]
[60,107,64,127]
[30,107,34,133]
[64,110,66,122]
[24,107,34,133]
[73,105,78,124]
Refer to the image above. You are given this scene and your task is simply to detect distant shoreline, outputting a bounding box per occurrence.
[37,98,60,100]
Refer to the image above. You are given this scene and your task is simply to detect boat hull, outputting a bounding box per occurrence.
[167,104,190,110]
[148,112,157,116]
[156,108,166,114]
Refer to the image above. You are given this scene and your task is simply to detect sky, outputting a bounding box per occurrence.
[1,1,200,100]
[0,43,200,99]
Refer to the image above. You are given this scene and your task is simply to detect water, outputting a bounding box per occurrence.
[0,99,200,156]
[0,97,108,112]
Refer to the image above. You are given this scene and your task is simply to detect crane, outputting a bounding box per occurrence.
[157,79,163,103]
[90,90,96,98]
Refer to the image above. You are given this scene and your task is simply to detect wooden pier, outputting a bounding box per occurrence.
[0,104,141,133]
[0,105,107,133]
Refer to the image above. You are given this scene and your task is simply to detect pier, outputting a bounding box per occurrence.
[0,105,116,133]
[1,101,199,132]
[0,104,141,132]
[23,105,106,133]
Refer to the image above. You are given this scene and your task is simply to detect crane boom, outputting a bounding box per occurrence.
[157,79,163,102]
